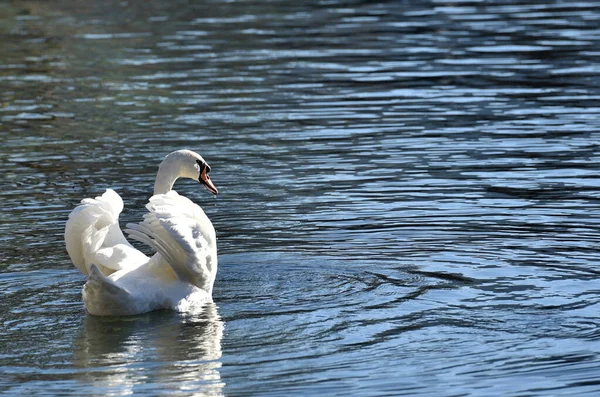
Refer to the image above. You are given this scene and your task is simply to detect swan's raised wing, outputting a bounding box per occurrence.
[125,191,217,292]
[65,189,149,276]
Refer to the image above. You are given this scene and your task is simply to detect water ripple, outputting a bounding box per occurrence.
[2,0,600,395]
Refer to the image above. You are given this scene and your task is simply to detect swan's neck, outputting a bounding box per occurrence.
[153,150,201,195]
[154,162,180,195]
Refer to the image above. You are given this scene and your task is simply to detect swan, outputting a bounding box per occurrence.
[65,149,219,316]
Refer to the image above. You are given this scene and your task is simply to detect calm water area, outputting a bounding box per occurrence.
[2,0,600,395]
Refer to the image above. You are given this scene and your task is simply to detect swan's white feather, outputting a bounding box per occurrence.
[125,190,217,294]
[65,189,148,276]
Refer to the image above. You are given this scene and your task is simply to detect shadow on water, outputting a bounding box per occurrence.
[72,304,224,396]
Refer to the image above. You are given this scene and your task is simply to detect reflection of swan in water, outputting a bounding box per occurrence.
[72,303,224,396]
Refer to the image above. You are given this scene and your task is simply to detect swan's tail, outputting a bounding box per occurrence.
[65,189,147,276]
[82,264,136,316]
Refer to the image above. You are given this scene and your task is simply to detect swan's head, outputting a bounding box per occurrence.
[161,149,219,195]
[195,157,218,195]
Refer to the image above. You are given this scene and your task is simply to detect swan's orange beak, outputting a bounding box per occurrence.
[200,167,218,195]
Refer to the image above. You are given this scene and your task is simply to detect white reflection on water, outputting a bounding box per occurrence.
[72,303,224,396]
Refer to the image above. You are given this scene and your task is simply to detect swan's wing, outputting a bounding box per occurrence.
[125,191,217,292]
[65,189,149,276]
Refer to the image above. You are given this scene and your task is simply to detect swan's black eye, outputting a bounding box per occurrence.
[196,159,211,173]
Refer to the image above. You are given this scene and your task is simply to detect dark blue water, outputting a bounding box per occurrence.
[2,0,600,395]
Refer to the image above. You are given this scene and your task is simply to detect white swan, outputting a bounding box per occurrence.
[65,149,219,316]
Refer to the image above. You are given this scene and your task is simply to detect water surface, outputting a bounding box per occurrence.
[2,0,600,395]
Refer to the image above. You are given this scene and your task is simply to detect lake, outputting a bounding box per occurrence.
[2,0,600,395]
